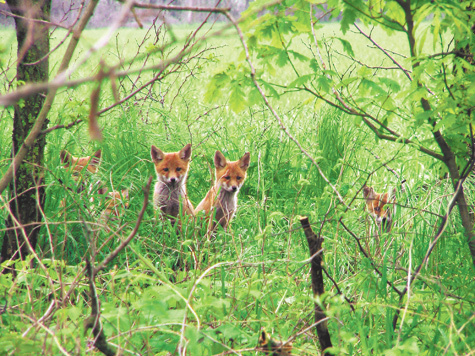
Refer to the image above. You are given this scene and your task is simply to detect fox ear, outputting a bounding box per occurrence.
[382,192,389,204]
[239,152,250,171]
[151,145,164,163]
[363,186,375,200]
[60,150,72,166]
[214,151,227,169]
[179,143,192,161]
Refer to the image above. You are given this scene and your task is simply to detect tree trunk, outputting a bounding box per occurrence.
[1,0,50,265]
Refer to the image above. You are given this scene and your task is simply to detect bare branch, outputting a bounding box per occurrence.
[94,176,152,274]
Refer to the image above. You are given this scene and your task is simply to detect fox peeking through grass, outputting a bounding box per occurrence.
[60,149,102,187]
[363,186,395,233]
[150,143,194,225]
[257,329,292,356]
[60,149,129,219]
[195,150,250,231]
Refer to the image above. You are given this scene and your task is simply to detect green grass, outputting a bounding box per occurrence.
[0,20,474,356]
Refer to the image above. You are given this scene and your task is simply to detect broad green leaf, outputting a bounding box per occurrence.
[229,85,247,113]
[337,38,355,57]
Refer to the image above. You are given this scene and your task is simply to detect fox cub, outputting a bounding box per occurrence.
[196,151,250,230]
[60,149,102,185]
[150,143,194,224]
[60,149,129,219]
[363,186,395,232]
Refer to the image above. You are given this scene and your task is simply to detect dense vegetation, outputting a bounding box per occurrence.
[0,1,474,355]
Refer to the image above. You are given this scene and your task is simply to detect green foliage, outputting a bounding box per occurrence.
[0,1,474,355]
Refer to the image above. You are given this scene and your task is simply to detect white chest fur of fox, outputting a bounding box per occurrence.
[214,188,238,229]
[154,181,186,220]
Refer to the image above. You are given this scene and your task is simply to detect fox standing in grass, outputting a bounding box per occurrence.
[150,143,194,224]
[363,186,395,233]
[196,151,250,230]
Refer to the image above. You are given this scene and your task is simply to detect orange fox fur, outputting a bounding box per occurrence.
[150,143,194,224]
[363,186,394,232]
[60,149,101,177]
[60,149,129,219]
[196,151,250,230]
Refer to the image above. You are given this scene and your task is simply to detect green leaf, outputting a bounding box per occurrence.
[229,85,247,113]
[337,38,355,57]
[316,76,332,93]
[288,74,314,88]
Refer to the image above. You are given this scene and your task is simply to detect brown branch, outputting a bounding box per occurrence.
[339,219,404,297]
[354,23,412,81]
[94,176,152,274]
[129,0,230,13]
[0,8,69,29]
[84,259,117,356]
[300,217,334,355]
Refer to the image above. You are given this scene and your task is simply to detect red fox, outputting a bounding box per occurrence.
[195,151,250,230]
[97,187,129,221]
[150,143,194,224]
[60,149,102,180]
[60,149,129,220]
[257,329,292,356]
[363,186,395,232]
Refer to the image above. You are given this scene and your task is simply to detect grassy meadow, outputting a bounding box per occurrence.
[0,19,474,355]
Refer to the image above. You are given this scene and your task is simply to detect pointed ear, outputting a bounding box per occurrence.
[90,149,101,166]
[214,151,227,169]
[382,192,389,204]
[60,150,72,166]
[239,152,250,171]
[179,143,192,161]
[363,186,375,201]
[151,145,164,163]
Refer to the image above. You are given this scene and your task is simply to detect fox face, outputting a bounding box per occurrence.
[363,186,393,231]
[214,150,250,193]
[60,149,101,176]
[150,144,191,186]
[257,329,292,356]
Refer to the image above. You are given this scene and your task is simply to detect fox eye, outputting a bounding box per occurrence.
[224,176,230,180]
[237,176,242,180]
[176,167,182,172]
[163,168,169,172]
[374,207,380,212]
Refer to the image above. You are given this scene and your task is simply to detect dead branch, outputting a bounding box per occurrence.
[300,217,334,355]
[84,259,117,356]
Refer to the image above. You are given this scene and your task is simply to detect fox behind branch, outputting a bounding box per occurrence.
[196,151,250,231]
[150,143,194,225]
[363,186,395,233]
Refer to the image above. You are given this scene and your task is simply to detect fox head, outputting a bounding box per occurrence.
[150,143,192,186]
[257,328,292,356]
[60,149,101,177]
[214,151,250,193]
[363,186,394,230]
